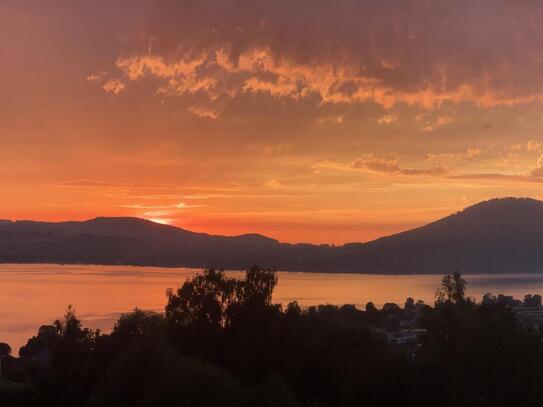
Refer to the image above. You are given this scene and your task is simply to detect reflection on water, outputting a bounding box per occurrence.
[2,263,543,351]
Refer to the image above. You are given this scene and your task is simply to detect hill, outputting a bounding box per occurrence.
[338,197,543,273]
[1,197,543,273]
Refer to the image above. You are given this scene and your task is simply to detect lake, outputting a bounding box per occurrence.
[2,263,543,352]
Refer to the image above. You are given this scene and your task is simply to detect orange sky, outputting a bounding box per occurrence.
[3,1,543,244]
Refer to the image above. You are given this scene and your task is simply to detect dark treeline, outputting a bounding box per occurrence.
[2,268,543,406]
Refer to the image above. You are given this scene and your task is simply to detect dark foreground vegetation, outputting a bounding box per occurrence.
[2,268,543,406]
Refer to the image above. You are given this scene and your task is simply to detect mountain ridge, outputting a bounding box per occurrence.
[2,197,543,273]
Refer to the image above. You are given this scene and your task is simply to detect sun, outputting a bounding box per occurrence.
[147,218,172,225]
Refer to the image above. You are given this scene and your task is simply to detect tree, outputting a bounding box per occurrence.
[19,323,63,360]
[237,266,277,307]
[382,303,401,315]
[524,294,542,307]
[365,302,377,313]
[0,343,11,358]
[166,267,278,330]
[165,269,235,329]
[404,297,415,312]
[285,301,302,318]
[18,306,99,405]
[482,293,497,305]
[225,266,278,329]
[89,336,248,407]
[111,308,163,342]
[436,271,467,304]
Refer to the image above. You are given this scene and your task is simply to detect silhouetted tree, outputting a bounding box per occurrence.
[0,342,11,358]
[382,303,401,314]
[90,335,248,407]
[166,269,235,329]
[237,266,277,307]
[524,294,542,307]
[365,302,377,313]
[436,271,467,304]
[165,267,277,330]
[285,301,302,318]
[111,308,163,343]
[482,292,497,305]
[257,373,300,407]
[18,306,98,406]
[10,266,543,407]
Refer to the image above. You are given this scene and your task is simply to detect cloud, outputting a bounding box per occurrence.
[527,140,542,152]
[448,172,543,183]
[55,179,167,188]
[106,1,543,110]
[352,155,402,173]
[421,115,454,132]
[102,79,126,94]
[530,155,543,177]
[187,105,220,119]
[117,54,206,81]
[115,48,530,110]
[317,114,345,124]
[426,142,543,168]
[315,155,448,177]
[122,202,205,209]
[115,50,393,106]
[313,152,543,182]
[377,114,397,125]
[86,72,106,82]
[354,155,447,176]
[399,167,449,176]
[427,148,483,162]
[57,179,124,187]
[264,179,285,188]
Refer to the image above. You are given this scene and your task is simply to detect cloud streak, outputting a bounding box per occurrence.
[314,152,543,184]
[315,155,448,177]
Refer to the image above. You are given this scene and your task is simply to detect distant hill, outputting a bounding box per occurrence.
[2,197,543,273]
[338,197,543,273]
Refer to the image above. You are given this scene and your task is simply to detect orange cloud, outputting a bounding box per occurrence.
[115,47,543,110]
[102,79,126,94]
[110,1,543,110]
[314,155,448,177]
[86,72,106,82]
[377,114,397,125]
[187,105,220,119]
[427,148,484,163]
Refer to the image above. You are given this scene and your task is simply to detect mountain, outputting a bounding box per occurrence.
[1,197,543,273]
[338,197,543,273]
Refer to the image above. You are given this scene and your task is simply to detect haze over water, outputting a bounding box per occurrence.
[2,264,543,352]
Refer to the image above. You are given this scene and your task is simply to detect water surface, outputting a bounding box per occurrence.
[2,264,543,352]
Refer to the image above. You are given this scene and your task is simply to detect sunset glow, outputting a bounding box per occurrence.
[4,1,543,243]
[146,217,173,225]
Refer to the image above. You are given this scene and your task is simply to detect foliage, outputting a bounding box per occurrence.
[436,270,468,304]
[6,268,543,406]
[0,342,11,357]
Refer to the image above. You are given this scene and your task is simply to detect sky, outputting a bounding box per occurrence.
[3,0,543,244]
